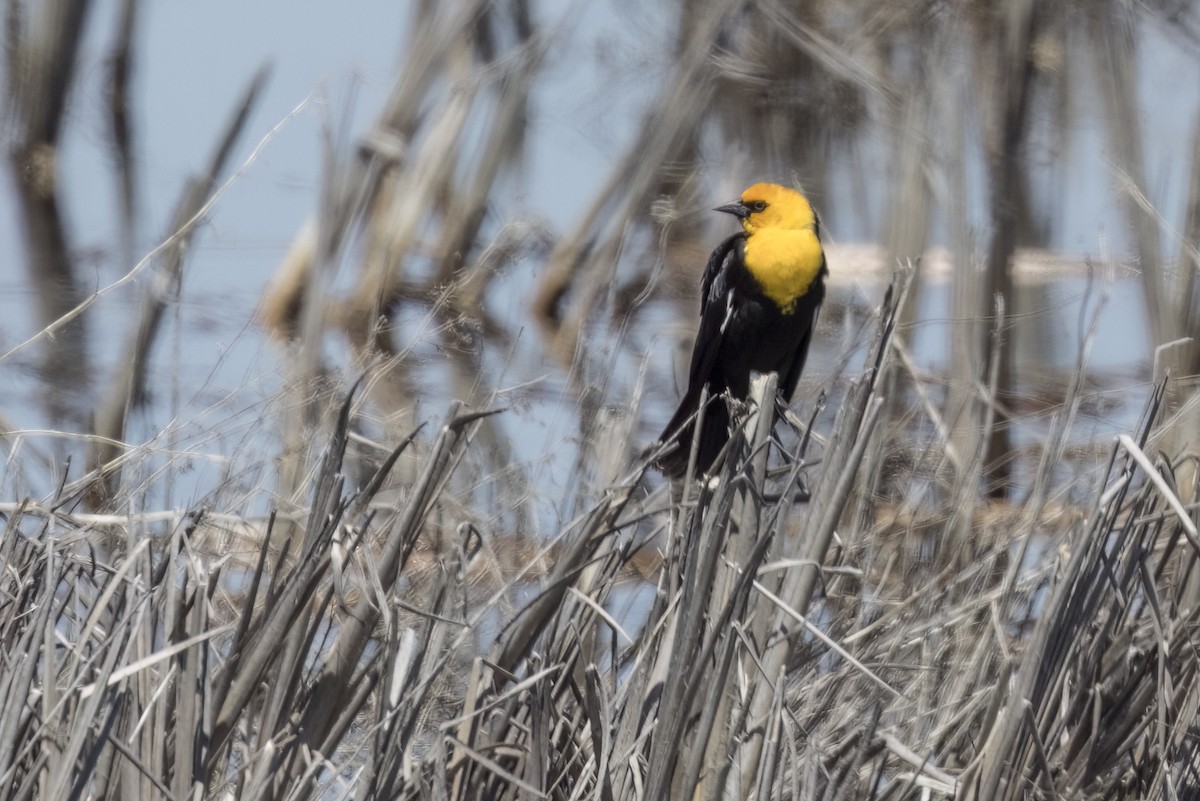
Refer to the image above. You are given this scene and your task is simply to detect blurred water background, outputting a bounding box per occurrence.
[2,0,1198,521]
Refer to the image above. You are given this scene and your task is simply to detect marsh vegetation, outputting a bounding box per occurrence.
[2,0,1199,798]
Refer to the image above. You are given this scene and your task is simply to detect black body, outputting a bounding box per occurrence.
[657,233,827,479]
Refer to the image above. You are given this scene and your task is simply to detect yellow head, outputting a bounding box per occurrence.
[716,183,824,313]
[716,183,818,236]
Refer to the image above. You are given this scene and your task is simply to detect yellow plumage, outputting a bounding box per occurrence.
[739,183,824,313]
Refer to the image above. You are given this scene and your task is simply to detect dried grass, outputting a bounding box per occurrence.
[2,272,1198,798]
[3,0,1200,798]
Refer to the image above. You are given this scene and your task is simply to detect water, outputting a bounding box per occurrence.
[0,1,1194,522]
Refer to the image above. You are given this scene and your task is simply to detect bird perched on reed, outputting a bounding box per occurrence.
[656,182,827,479]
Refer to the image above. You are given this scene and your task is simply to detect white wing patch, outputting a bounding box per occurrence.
[718,289,735,335]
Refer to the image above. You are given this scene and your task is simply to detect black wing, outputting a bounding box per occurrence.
[657,234,744,467]
[699,234,744,317]
[687,233,745,389]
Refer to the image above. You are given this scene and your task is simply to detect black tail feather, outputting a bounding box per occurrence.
[656,391,730,480]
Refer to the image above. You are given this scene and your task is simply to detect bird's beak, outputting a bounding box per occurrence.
[714,200,752,220]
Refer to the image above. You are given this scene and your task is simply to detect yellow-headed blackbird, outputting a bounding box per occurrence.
[657,183,827,479]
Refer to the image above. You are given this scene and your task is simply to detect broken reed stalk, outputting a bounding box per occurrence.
[692,371,777,799]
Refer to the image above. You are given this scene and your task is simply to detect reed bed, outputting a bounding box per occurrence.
[4,0,1200,798]
[1,277,1198,799]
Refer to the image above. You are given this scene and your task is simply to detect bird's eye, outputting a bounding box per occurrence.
[750,200,767,212]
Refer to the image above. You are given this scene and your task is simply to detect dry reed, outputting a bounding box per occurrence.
[3,0,1200,799]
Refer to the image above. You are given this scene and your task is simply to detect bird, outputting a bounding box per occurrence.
[656,182,827,480]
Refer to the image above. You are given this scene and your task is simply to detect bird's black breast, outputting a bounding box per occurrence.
[694,236,826,401]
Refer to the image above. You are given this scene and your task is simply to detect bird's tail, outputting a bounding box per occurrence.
[656,390,731,480]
